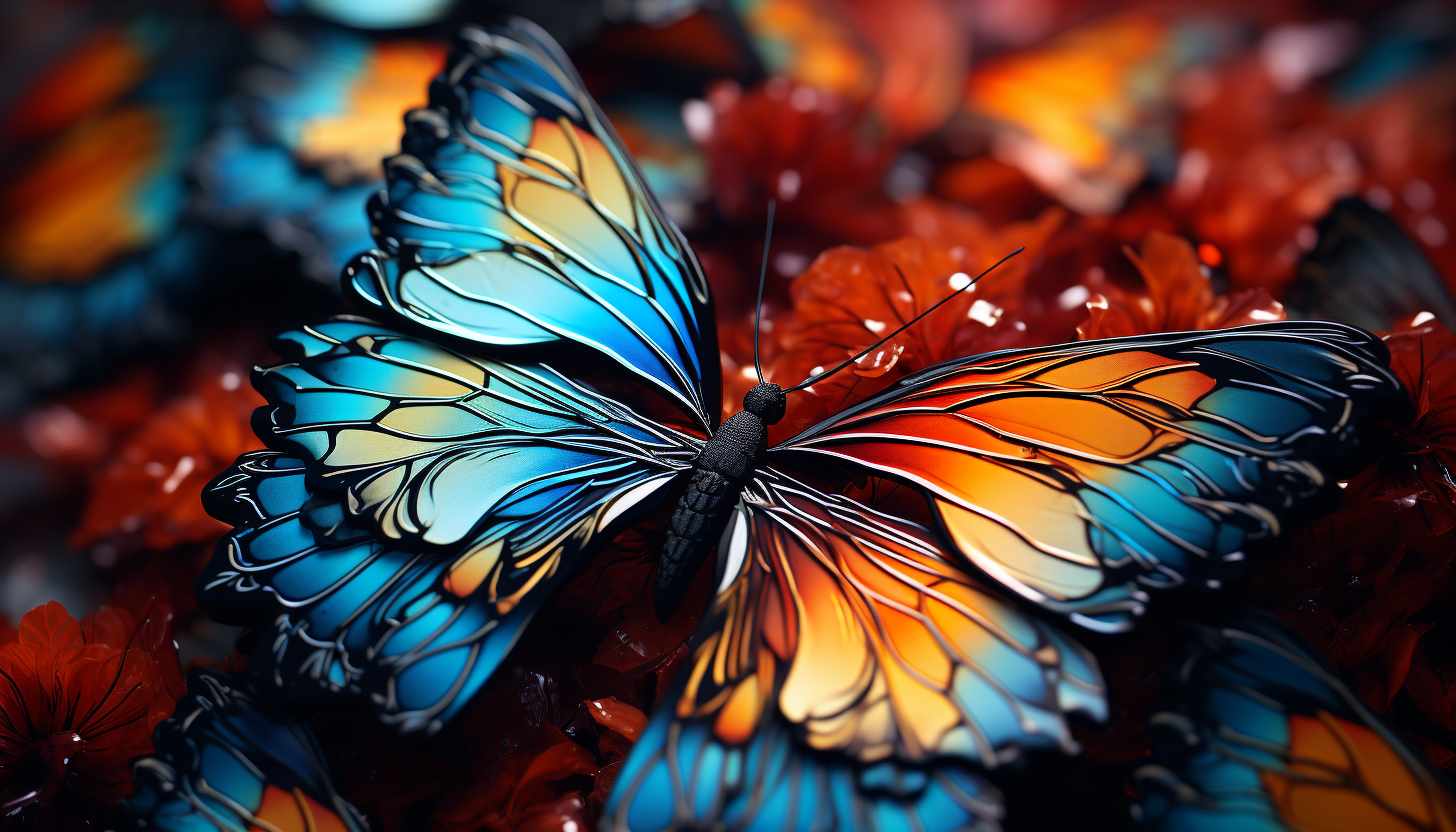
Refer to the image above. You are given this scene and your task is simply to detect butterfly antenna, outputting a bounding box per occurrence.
[784,246,1026,393]
[753,199,776,383]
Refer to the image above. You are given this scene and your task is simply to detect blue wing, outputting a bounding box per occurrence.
[195,26,444,284]
[121,670,367,832]
[1134,612,1456,831]
[773,322,1407,632]
[200,317,699,732]
[605,709,1005,832]
[345,19,720,427]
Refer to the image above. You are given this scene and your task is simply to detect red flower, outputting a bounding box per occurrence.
[831,0,968,140]
[1170,54,1377,295]
[1250,317,1456,758]
[1077,229,1285,339]
[691,77,896,238]
[70,360,261,555]
[756,210,1062,439]
[0,600,183,828]
[1378,315,1456,533]
[345,672,645,832]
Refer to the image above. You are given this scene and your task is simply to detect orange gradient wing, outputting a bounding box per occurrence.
[603,471,1103,831]
[774,323,1404,632]
[679,472,1104,768]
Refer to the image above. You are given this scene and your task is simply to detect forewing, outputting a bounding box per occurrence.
[604,473,1105,831]
[775,322,1405,632]
[122,670,367,832]
[200,318,696,732]
[1133,612,1456,832]
[348,19,719,427]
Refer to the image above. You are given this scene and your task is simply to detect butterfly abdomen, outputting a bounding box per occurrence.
[655,384,786,620]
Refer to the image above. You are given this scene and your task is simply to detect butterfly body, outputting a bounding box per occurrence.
[656,381,786,619]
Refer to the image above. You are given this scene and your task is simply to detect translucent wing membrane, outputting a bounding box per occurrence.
[121,670,367,832]
[1134,612,1456,831]
[200,318,697,732]
[606,473,1105,831]
[347,19,719,426]
[776,322,1405,632]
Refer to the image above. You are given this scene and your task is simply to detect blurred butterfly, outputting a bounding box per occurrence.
[122,669,368,832]
[963,11,1232,215]
[0,8,232,414]
[200,18,1405,831]
[1133,611,1456,831]
[196,25,445,284]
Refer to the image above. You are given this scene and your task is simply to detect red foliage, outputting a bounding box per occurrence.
[0,600,183,828]
[13,368,160,471]
[585,697,648,742]
[563,524,710,702]
[1077,230,1286,339]
[344,666,649,832]
[834,0,967,140]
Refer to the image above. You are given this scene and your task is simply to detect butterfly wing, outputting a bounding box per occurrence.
[122,669,367,832]
[604,471,1105,831]
[1286,196,1456,332]
[0,10,226,413]
[773,322,1405,632]
[200,317,697,733]
[1133,611,1456,831]
[347,19,719,427]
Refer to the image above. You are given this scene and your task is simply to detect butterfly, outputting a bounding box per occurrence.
[199,17,1407,830]
[963,11,1230,214]
[0,7,230,414]
[123,669,368,832]
[1133,611,1456,831]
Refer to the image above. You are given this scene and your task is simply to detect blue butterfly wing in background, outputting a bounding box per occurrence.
[1133,611,1456,830]
[122,669,367,832]
[346,19,720,426]
[200,317,699,732]
[610,706,1006,832]
[195,24,445,285]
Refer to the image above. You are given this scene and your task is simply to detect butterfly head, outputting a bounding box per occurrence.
[743,383,786,425]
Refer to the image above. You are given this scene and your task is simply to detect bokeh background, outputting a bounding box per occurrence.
[1,0,1454,829]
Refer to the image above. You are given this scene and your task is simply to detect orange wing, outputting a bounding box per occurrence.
[676,472,1105,769]
[774,323,1405,632]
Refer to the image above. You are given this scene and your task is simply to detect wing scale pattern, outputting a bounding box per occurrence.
[200,318,697,732]
[777,323,1404,631]
[347,19,719,426]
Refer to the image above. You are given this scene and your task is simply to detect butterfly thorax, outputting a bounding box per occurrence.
[655,383,786,621]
